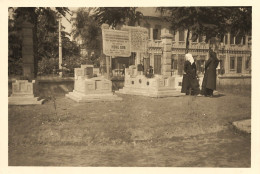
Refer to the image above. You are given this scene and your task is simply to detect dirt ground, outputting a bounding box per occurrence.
[8,92,251,167]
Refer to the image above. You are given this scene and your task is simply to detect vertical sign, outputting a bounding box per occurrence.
[102,29,131,57]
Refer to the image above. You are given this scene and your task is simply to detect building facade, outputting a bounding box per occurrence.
[73,7,251,87]
[136,7,251,77]
[122,7,251,88]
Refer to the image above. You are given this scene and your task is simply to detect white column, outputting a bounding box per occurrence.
[150,27,153,40]
[227,32,230,45]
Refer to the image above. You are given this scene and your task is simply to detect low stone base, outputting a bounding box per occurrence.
[232,119,251,134]
[116,87,184,98]
[8,95,44,105]
[66,90,122,102]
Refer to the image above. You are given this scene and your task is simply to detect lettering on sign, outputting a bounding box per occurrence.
[102,29,131,57]
[122,26,149,53]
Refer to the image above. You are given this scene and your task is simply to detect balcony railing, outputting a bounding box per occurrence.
[147,40,251,52]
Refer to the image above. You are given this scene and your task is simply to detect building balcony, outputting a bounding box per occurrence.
[148,39,162,48]
[147,39,251,52]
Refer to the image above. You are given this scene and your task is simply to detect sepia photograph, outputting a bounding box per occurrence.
[1,0,260,173]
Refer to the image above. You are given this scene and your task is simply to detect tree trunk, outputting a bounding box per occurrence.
[185,29,190,53]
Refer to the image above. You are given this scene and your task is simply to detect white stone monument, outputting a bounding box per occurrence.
[116,65,184,98]
[9,80,44,105]
[66,65,122,102]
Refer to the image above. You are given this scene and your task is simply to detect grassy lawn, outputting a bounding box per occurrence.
[8,93,251,167]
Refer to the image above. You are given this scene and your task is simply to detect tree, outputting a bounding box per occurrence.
[157,7,251,52]
[157,7,233,52]
[71,8,102,66]
[93,7,143,28]
[227,7,252,36]
[8,8,23,75]
[10,7,71,78]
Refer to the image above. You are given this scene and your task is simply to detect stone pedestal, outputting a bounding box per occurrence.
[66,65,122,102]
[161,33,173,77]
[8,80,44,105]
[116,67,184,98]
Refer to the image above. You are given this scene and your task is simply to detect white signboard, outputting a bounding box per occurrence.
[122,26,149,53]
[102,29,131,57]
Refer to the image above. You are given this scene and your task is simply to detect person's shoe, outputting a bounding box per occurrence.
[209,95,213,98]
[196,94,203,97]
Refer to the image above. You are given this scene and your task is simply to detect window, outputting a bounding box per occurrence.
[153,25,161,40]
[220,34,228,45]
[220,34,224,43]
[196,56,206,74]
[219,56,225,74]
[198,35,204,43]
[230,35,235,45]
[179,30,185,42]
[191,33,198,42]
[224,35,228,45]
[153,29,159,40]
[154,54,161,74]
[235,35,242,45]
[174,59,178,70]
[198,60,206,74]
[248,36,252,46]
[170,30,176,41]
[230,57,235,70]
[242,36,246,45]
[237,57,242,73]
[143,58,150,74]
[171,54,177,70]
[177,54,185,75]
[245,56,251,70]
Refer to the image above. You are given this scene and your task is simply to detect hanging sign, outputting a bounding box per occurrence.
[102,29,131,57]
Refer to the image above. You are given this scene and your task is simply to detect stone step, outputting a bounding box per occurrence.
[116,88,184,98]
[66,92,122,102]
[9,96,44,105]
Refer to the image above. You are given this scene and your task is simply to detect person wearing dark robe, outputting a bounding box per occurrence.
[122,64,125,76]
[181,53,201,96]
[201,50,220,97]
[181,60,191,95]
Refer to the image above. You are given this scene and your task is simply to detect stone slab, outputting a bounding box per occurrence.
[116,87,184,98]
[66,91,122,102]
[232,119,251,134]
[9,96,44,105]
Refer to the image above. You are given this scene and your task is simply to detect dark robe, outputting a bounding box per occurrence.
[181,60,200,95]
[201,51,220,94]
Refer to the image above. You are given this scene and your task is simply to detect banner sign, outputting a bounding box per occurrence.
[102,29,131,57]
[122,26,149,53]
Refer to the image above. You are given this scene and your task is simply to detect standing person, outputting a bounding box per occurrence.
[122,64,125,76]
[181,53,201,96]
[201,50,220,97]
[181,55,191,95]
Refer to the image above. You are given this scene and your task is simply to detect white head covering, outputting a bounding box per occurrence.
[185,53,194,64]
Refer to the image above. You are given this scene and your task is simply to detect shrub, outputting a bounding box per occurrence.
[8,57,23,76]
[38,57,59,76]
[62,55,82,74]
